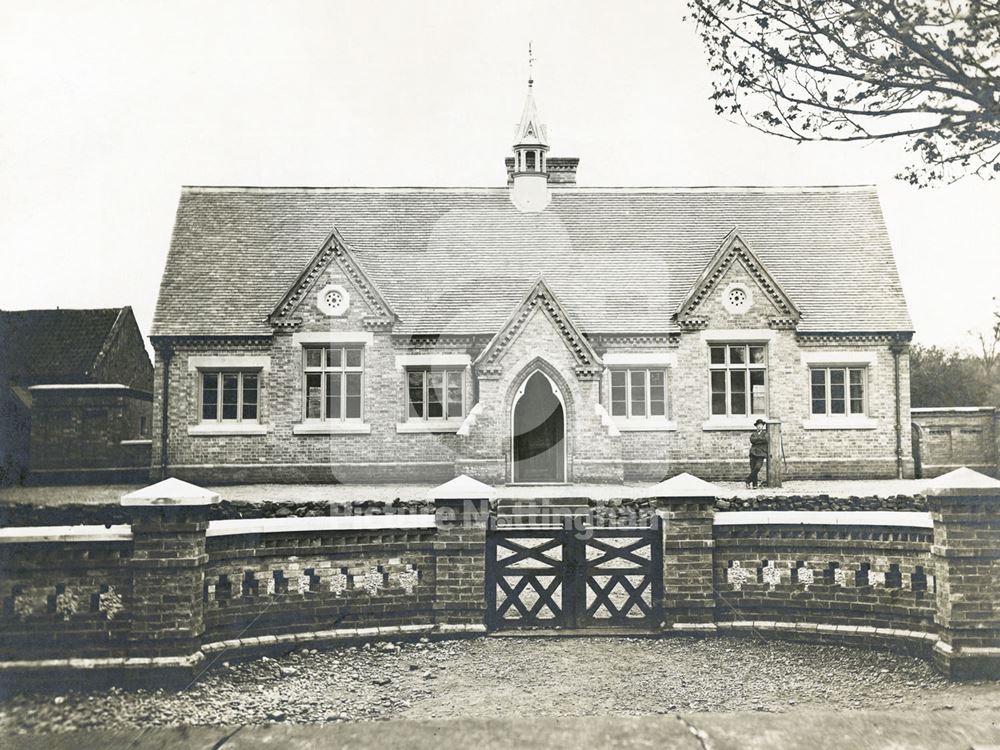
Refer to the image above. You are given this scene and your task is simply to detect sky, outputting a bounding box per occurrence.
[1,1,997,353]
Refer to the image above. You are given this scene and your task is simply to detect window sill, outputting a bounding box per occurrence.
[802,417,878,430]
[188,423,270,436]
[396,420,465,434]
[701,418,767,431]
[293,422,371,435]
[613,418,678,432]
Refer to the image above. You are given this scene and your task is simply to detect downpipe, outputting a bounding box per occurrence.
[159,343,173,479]
[891,338,905,480]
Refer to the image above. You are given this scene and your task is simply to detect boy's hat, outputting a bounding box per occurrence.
[754,418,766,427]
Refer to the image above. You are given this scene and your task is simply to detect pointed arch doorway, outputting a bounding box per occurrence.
[511,371,566,484]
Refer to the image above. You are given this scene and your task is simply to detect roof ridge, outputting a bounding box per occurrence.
[1,306,124,315]
[180,184,879,194]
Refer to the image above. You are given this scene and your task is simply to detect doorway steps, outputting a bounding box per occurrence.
[495,497,589,527]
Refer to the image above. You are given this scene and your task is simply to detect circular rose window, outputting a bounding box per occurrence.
[722,283,752,314]
[317,283,349,316]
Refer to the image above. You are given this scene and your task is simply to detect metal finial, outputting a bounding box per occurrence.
[528,41,534,87]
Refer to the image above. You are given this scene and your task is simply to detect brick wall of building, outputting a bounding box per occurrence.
[152,260,911,483]
[29,388,152,483]
[912,408,998,478]
[152,263,471,483]
[601,259,910,481]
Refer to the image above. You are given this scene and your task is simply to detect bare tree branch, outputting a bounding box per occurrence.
[687,0,1000,185]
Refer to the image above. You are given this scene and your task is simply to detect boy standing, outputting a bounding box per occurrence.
[746,418,768,489]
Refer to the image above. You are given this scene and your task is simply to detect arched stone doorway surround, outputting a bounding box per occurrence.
[506,358,573,484]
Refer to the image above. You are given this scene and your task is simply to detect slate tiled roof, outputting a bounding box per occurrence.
[0,308,123,385]
[152,186,913,338]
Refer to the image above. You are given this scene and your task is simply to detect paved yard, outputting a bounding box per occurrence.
[5,712,1000,750]
[3,635,998,734]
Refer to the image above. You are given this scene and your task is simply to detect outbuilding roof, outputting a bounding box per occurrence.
[1,307,126,385]
[152,185,912,338]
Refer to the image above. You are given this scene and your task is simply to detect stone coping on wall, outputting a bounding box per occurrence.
[0,623,491,677]
[0,524,133,543]
[712,621,939,646]
[714,511,932,528]
[0,515,438,543]
[205,514,437,537]
[200,622,487,656]
[0,511,934,542]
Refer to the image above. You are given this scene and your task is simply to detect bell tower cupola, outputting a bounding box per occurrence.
[509,44,551,212]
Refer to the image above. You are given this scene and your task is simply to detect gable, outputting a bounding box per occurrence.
[268,227,397,331]
[474,278,602,380]
[675,229,801,331]
[89,307,154,392]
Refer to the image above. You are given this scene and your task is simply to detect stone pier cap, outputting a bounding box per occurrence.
[635,472,731,500]
[121,477,221,506]
[430,474,493,524]
[428,474,494,501]
[922,466,1000,498]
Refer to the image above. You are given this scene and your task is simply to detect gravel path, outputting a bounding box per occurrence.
[3,636,998,734]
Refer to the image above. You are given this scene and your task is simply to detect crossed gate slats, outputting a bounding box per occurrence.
[486,518,663,630]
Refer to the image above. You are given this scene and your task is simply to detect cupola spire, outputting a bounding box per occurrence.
[528,41,534,88]
[510,42,550,212]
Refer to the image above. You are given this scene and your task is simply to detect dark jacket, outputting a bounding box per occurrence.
[749,429,768,458]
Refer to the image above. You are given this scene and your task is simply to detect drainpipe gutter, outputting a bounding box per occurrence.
[890,337,906,479]
[158,342,173,479]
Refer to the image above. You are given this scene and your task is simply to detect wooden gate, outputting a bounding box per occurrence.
[485,517,663,630]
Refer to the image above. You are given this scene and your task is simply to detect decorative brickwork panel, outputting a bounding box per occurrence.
[0,541,133,660]
[202,529,437,640]
[714,523,936,631]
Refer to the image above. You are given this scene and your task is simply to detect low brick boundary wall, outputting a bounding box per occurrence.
[2,471,1000,688]
[202,518,437,643]
[714,512,936,633]
[0,536,132,661]
[0,480,490,691]
[642,470,1000,679]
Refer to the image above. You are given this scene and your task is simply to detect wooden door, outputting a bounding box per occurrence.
[513,372,565,483]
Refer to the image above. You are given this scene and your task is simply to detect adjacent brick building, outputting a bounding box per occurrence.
[151,84,914,485]
[911,407,999,477]
[0,307,153,484]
